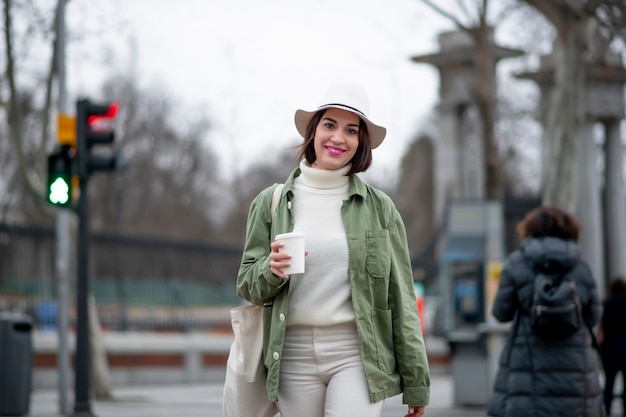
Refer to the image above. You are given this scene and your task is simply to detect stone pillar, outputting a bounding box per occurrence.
[459,105,484,199]
[576,120,604,287]
[604,119,626,287]
[435,103,465,220]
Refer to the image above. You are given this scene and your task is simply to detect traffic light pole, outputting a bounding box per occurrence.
[71,173,95,417]
[65,99,117,417]
[68,97,118,417]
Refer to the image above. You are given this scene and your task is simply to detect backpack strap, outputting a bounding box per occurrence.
[504,312,521,367]
[586,321,602,354]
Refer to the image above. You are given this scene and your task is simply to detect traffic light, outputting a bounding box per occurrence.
[46,145,74,207]
[76,98,118,177]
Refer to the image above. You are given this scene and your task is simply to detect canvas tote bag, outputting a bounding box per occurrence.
[222,304,279,417]
[222,184,283,417]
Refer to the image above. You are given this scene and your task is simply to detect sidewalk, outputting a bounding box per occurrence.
[26,368,488,417]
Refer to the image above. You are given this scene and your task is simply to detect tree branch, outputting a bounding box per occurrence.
[522,0,564,29]
[494,2,523,26]
[455,0,473,23]
[3,0,26,170]
[3,0,48,215]
[420,0,471,31]
[592,0,626,43]
[481,0,488,17]
[479,0,488,26]
[38,4,57,184]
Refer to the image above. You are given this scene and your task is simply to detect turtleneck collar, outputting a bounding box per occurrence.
[298,159,350,189]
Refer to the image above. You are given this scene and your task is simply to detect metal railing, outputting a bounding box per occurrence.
[0,223,242,332]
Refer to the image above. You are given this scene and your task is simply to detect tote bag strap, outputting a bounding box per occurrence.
[263,183,283,310]
[270,183,284,218]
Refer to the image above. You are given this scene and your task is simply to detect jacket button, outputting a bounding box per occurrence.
[279,313,286,321]
[273,352,280,360]
[287,201,292,210]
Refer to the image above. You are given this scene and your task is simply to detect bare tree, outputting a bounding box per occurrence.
[0,0,58,222]
[87,74,221,241]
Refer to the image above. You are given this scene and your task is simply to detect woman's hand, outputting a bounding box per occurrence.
[269,240,292,280]
[269,241,308,279]
[405,405,425,417]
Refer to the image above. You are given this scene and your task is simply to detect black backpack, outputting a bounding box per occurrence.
[530,267,583,340]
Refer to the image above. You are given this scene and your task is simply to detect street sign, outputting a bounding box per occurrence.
[57,114,76,146]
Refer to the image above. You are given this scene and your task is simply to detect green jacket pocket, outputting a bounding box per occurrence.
[365,230,391,278]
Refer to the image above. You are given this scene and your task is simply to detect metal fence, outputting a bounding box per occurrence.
[0,223,243,332]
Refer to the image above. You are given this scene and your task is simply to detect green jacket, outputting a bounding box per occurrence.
[237,168,430,406]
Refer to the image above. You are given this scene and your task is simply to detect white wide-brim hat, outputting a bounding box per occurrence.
[294,83,387,149]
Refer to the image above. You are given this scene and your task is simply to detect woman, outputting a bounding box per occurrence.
[237,83,430,417]
[600,278,626,416]
[487,206,604,417]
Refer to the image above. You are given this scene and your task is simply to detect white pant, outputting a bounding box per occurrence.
[277,322,384,417]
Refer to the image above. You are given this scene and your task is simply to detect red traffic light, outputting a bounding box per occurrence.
[76,98,119,176]
[87,102,118,126]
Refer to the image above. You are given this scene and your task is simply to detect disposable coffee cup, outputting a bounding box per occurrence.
[275,231,305,275]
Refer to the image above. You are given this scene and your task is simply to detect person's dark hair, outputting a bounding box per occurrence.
[296,109,372,175]
[516,206,581,241]
[607,277,626,297]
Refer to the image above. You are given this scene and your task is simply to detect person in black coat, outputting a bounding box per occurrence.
[601,278,626,416]
[487,206,604,417]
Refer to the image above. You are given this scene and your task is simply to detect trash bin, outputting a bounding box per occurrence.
[448,329,489,406]
[0,312,33,416]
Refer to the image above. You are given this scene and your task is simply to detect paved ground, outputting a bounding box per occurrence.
[23,368,625,417]
[25,370,489,417]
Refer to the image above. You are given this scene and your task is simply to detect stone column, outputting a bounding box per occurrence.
[576,120,604,288]
[433,103,464,223]
[604,119,626,287]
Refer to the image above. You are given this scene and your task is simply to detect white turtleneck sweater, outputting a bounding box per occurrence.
[287,160,356,326]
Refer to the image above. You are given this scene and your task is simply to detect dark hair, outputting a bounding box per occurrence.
[516,206,581,241]
[296,109,372,175]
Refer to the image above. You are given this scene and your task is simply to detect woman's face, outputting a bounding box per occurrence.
[312,107,360,171]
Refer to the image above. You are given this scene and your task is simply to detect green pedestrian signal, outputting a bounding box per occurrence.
[46,145,74,207]
[49,177,70,205]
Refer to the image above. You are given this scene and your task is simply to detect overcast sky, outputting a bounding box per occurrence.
[63,0,505,181]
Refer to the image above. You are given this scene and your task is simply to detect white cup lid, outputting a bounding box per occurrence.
[275,231,305,240]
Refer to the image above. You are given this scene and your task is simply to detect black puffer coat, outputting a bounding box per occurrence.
[487,237,604,417]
